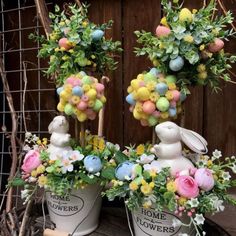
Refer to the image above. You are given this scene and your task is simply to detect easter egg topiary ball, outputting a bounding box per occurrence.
[57,71,106,122]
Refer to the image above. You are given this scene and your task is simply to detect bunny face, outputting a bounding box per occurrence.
[155,121,181,143]
[48,116,69,134]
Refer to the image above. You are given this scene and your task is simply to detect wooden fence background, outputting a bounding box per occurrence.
[2,0,236,155]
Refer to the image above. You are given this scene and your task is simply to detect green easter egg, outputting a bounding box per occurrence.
[156,97,170,112]
[93,99,103,112]
[148,116,158,126]
[64,103,74,115]
[144,72,157,83]
[82,75,92,85]
[165,75,177,84]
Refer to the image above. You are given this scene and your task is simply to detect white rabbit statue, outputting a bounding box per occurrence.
[47,115,72,160]
[151,121,208,176]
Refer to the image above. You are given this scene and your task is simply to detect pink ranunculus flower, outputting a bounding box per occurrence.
[22,150,41,174]
[175,175,199,199]
[194,168,215,191]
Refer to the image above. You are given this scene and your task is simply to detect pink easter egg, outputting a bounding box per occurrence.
[142,101,156,114]
[73,79,82,86]
[172,90,180,102]
[95,83,105,93]
[155,25,171,38]
[141,119,149,126]
[66,76,76,85]
[208,38,224,53]
[170,101,177,107]
[81,95,89,102]
[152,110,161,118]
[139,81,145,87]
[129,106,134,112]
[58,38,71,50]
[77,101,87,111]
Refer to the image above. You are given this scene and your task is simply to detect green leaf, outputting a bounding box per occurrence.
[101,167,115,180]
[79,172,98,184]
[9,177,25,187]
[114,151,128,164]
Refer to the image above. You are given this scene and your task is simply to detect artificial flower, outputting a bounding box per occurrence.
[194,214,205,225]
[194,168,215,191]
[22,150,41,174]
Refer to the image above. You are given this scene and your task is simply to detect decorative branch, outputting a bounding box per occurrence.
[34,0,52,38]
[0,58,18,212]
[19,200,33,236]
[80,123,85,148]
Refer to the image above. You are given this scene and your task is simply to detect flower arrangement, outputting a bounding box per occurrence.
[126,70,186,126]
[20,132,120,202]
[30,4,122,86]
[134,0,236,93]
[104,145,236,235]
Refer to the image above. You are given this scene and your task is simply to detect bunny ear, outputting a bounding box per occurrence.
[48,120,54,134]
[180,128,208,154]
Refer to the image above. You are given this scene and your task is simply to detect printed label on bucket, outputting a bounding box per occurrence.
[46,192,84,217]
[133,208,182,236]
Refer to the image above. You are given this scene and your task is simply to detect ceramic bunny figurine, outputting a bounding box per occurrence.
[151,121,208,176]
[47,115,72,159]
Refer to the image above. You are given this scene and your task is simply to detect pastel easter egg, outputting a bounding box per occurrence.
[172,90,181,102]
[169,107,177,117]
[155,25,171,38]
[180,92,187,102]
[149,68,160,77]
[139,81,145,87]
[142,101,156,114]
[58,38,71,50]
[91,30,104,41]
[57,103,65,112]
[81,94,89,102]
[165,75,177,84]
[170,101,177,107]
[179,8,193,23]
[100,96,106,103]
[77,101,87,111]
[82,76,92,85]
[93,99,103,112]
[144,72,156,83]
[156,97,170,112]
[131,79,140,90]
[129,106,134,112]
[71,96,80,104]
[60,91,71,100]
[66,76,76,85]
[152,110,161,118]
[72,86,83,96]
[77,112,87,122]
[95,83,105,93]
[86,89,97,100]
[155,82,168,95]
[126,94,136,105]
[56,87,63,95]
[73,79,82,86]
[137,87,150,101]
[169,56,184,71]
[115,161,134,181]
[64,103,74,115]
[208,38,224,53]
[148,116,158,126]
[78,71,87,78]
[141,119,149,126]
[133,108,142,120]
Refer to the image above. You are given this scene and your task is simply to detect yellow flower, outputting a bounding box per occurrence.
[150,170,157,178]
[62,55,69,61]
[166,181,177,192]
[159,42,165,49]
[37,139,42,145]
[197,64,206,73]
[207,160,213,167]
[149,182,155,188]
[150,92,159,102]
[42,138,48,145]
[98,138,105,151]
[129,181,139,191]
[31,170,37,177]
[136,144,145,155]
[82,21,88,27]
[184,35,194,43]
[212,29,219,36]
[178,197,187,206]
[59,21,65,26]
[141,179,147,185]
[36,165,46,174]
[143,201,152,208]
[160,16,169,27]
[168,83,176,90]
[38,175,48,187]
[152,59,160,67]
[93,136,99,150]
[198,72,207,80]
[141,184,153,195]
[192,9,198,14]
[199,44,205,51]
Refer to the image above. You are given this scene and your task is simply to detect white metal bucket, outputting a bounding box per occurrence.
[46,184,102,236]
[131,207,194,236]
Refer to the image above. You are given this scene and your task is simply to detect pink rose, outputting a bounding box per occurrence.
[194,168,215,191]
[22,150,41,174]
[175,175,199,199]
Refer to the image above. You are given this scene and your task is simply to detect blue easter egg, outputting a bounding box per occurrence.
[57,87,63,95]
[180,92,187,102]
[115,161,134,181]
[169,56,184,72]
[83,155,103,174]
[126,94,136,105]
[149,68,160,77]
[72,86,83,96]
[169,107,177,117]
[155,82,168,95]
[91,30,104,41]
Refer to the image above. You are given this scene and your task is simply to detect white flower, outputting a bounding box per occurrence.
[230,164,236,174]
[172,218,182,228]
[211,197,225,212]
[212,149,222,160]
[194,214,205,225]
[61,155,74,174]
[221,171,231,181]
[106,142,120,151]
[231,155,235,160]
[23,144,31,151]
[69,150,84,162]
[21,189,29,199]
[33,134,39,142]
[137,154,155,164]
[143,160,162,173]
[195,155,209,167]
[25,132,32,138]
[187,198,199,208]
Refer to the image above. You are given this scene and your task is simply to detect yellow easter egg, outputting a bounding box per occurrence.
[86,89,97,100]
[64,84,72,92]
[77,112,87,122]
[131,79,140,90]
[60,91,71,100]
[161,112,169,119]
[88,100,95,107]
[137,87,150,101]
[133,109,142,120]
[127,86,133,93]
[57,103,65,112]
[60,98,67,105]
[71,96,80,104]
[141,112,149,120]
[137,74,144,80]
[168,83,176,90]
[100,96,106,103]
[165,91,174,100]
[132,91,138,100]
[82,84,90,92]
